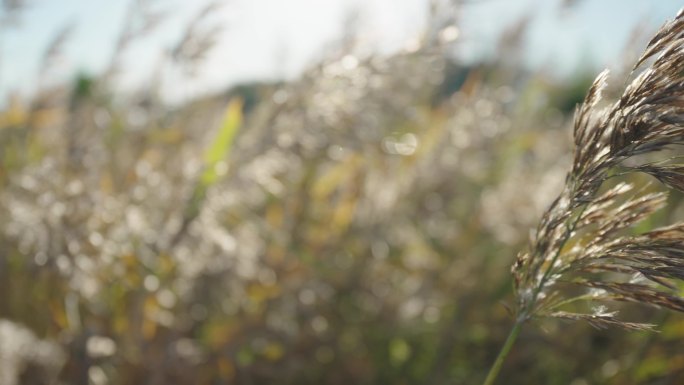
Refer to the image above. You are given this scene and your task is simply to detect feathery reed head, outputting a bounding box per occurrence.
[512,8,684,330]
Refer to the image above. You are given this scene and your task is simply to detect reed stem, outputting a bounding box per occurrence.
[482,319,523,385]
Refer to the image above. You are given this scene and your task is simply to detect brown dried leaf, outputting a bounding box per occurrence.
[550,311,655,331]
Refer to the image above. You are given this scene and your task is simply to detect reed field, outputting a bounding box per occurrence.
[1,1,684,384]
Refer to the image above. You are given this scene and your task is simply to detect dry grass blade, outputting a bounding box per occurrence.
[633,8,684,70]
[587,191,667,245]
[633,164,684,192]
[550,311,655,331]
[106,0,167,77]
[38,22,74,82]
[171,1,226,73]
[577,281,684,313]
[511,8,684,330]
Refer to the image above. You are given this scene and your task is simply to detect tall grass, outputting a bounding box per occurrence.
[485,8,684,385]
[2,1,684,384]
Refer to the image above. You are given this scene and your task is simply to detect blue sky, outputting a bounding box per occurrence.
[2,0,683,102]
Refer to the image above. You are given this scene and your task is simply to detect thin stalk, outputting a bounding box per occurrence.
[482,318,524,385]
[484,194,589,385]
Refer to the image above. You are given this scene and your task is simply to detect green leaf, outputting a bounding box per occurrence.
[200,98,243,186]
[183,98,243,220]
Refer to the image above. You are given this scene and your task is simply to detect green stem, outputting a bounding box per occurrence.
[482,319,524,385]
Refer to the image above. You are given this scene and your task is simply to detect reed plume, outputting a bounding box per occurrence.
[485,8,684,385]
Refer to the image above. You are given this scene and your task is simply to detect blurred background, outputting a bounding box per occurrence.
[1,0,684,384]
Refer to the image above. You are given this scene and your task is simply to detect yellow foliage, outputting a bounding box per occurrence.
[143,296,159,340]
[247,282,281,304]
[218,358,236,379]
[0,96,27,129]
[266,203,284,228]
[311,155,361,199]
[332,197,357,232]
[262,342,284,361]
[205,321,237,350]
